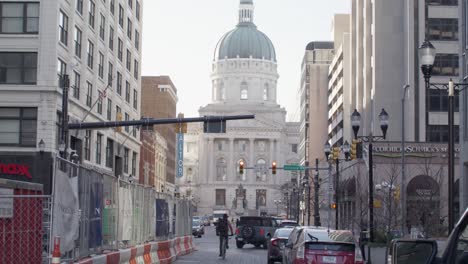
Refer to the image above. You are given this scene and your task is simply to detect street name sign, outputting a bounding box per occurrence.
[283,165,305,171]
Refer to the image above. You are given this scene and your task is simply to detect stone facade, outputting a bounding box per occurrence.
[184,0,300,217]
[332,141,460,236]
[0,0,143,186]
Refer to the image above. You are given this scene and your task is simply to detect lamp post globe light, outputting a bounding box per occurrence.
[324,141,331,160]
[418,39,462,233]
[419,40,436,82]
[342,141,351,161]
[351,108,389,245]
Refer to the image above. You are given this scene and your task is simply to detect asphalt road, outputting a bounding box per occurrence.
[175,225,268,264]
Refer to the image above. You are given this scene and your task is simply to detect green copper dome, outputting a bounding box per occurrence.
[214,23,276,62]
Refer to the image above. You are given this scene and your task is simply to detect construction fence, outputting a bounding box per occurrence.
[0,156,192,264]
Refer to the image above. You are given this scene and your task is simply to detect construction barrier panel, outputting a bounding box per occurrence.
[51,157,193,262]
[75,236,195,264]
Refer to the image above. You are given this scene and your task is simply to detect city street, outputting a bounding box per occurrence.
[175,226,268,264]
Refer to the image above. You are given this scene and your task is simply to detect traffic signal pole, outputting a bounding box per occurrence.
[68,115,255,130]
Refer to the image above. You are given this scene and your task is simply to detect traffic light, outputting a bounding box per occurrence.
[332,147,340,160]
[272,161,277,175]
[394,187,400,201]
[331,203,337,209]
[350,139,358,160]
[239,160,244,174]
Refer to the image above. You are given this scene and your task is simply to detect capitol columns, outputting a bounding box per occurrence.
[208,138,215,182]
[269,139,275,184]
[229,138,234,182]
[249,138,255,183]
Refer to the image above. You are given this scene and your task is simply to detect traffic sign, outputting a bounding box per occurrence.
[284,164,305,171]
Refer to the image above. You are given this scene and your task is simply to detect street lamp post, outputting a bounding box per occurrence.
[418,40,468,232]
[351,108,389,244]
[401,84,410,236]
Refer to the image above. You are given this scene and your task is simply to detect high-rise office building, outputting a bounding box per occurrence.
[0,0,143,193]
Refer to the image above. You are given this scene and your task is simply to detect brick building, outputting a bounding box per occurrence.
[141,76,177,192]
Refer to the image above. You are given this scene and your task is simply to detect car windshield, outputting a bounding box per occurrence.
[192,220,200,226]
[274,228,294,238]
[281,221,299,227]
[239,217,272,226]
[305,230,355,243]
[213,214,223,219]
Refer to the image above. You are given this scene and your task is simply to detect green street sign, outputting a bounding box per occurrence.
[284,165,305,171]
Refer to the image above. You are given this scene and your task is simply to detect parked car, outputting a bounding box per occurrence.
[283,226,364,264]
[267,227,294,264]
[192,218,204,238]
[388,207,468,264]
[235,216,279,249]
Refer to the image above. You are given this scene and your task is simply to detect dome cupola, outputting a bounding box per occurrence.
[214,0,276,61]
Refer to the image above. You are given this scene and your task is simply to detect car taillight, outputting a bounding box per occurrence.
[355,246,364,264]
[259,228,265,236]
[236,228,240,235]
[271,238,278,247]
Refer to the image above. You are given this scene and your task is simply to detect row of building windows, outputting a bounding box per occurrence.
[0,52,37,84]
[427,0,458,6]
[432,54,459,76]
[216,158,272,182]
[0,2,39,34]
[427,125,460,143]
[427,89,460,112]
[60,11,140,80]
[83,129,137,175]
[0,107,37,147]
[57,59,138,130]
[215,82,271,101]
[215,189,267,208]
[428,18,458,41]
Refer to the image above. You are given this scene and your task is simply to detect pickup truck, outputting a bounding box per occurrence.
[388,207,468,264]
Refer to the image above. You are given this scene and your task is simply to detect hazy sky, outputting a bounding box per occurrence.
[141,0,350,120]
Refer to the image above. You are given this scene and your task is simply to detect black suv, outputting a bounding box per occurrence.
[235,216,279,249]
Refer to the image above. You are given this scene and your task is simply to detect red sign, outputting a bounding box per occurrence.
[0,163,32,179]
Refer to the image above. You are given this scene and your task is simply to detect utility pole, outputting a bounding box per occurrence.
[305,160,310,226]
[369,139,374,242]
[335,158,339,230]
[314,158,320,226]
[327,162,332,229]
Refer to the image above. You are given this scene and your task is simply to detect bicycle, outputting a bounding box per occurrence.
[220,234,234,260]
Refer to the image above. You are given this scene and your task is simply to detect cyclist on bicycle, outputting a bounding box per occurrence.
[216,214,233,257]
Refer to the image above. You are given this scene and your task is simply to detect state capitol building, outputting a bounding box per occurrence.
[176,0,300,217]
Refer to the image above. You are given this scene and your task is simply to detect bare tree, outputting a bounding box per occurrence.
[406,154,445,238]
[374,157,401,239]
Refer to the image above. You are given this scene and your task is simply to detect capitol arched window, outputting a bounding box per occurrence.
[263,83,269,101]
[219,81,225,101]
[240,81,248,100]
[256,158,267,182]
[216,158,227,181]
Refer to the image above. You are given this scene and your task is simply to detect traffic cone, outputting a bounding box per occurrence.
[52,237,61,264]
